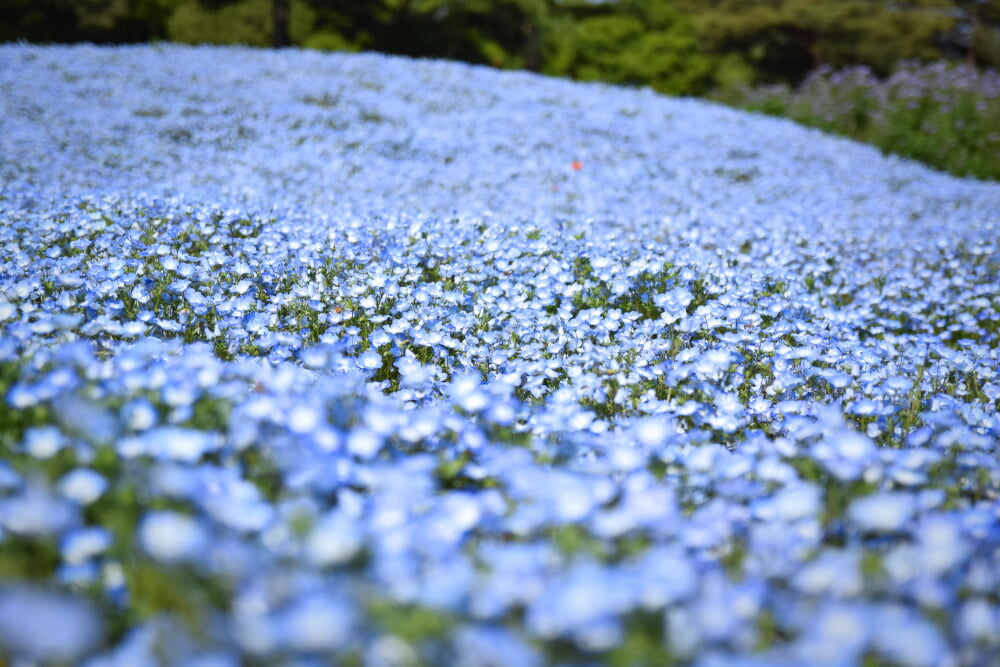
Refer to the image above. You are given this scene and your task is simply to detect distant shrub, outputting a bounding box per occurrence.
[166,0,315,47]
[717,61,1000,181]
[540,0,715,96]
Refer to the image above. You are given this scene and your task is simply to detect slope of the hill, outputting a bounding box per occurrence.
[2,45,997,227]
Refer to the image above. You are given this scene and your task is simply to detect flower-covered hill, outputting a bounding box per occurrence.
[0,44,998,666]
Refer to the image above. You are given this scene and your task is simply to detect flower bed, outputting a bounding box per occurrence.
[0,44,998,666]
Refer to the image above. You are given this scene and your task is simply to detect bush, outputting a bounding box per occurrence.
[166,0,315,47]
[717,60,1000,181]
[541,0,715,96]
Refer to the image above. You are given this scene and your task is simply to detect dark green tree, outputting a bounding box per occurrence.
[542,0,714,94]
[0,0,172,43]
[949,0,1000,67]
[4,0,999,96]
[679,0,973,86]
[300,0,549,70]
[195,0,288,47]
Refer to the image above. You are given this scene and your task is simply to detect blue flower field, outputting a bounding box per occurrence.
[0,44,998,666]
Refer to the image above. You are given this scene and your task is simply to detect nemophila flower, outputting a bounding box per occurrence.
[525,559,630,649]
[122,397,158,431]
[792,548,864,597]
[285,401,323,435]
[592,480,678,538]
[956,598,1000,645]
[0,586,103,663]
[683,498,745,551]
[123,426,221,462]
[0,463,20,491]
[848,491,916,533]
[276,594,357,653]
[61,526,113,564]
[811,428,879,482]
[22,424,65,459]
[469,542,552,618]
[421,491,483,546]
[346,426,383,459]
[870,604,950,667]
[0,480,78,536]
[790,602,870,666]
[413,551,478,609]
[450,371,489,412]
[138,510,209,563]
[305,511,364,567]
[670,571,761,655]
[0,301,16,321]
[53,393,120,445]
[57,468,108,505]
[202,485,275,533]
[631,415,675,448]
[626,546,698,609]
[363,634,419,667]
[453,625,542,667]
[707,391,746,432]
[356,349,383,371]
[885,448,941,486]
[752,482,822,523]
[172,652,241,667]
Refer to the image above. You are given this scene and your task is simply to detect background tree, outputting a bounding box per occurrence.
[3,0,1000,94]
[184,0,295,47]
[542,0,713,94]
[0,0,173,43]
[678,0,963,86]
[948,0,1000,67]
[297,0,549,70]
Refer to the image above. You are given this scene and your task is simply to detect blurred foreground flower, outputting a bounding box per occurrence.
[0,586,103,662]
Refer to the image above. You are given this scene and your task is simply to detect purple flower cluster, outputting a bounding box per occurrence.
[728,60,1000,180]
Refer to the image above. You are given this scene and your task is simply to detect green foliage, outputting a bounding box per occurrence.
[681,0,816,86]
[542,0,714,95]
[0,536,61,580]
[167,0,315,47]
[0,0,174,43]
[954,0,1000,67]
[302,28,361,52]
[367,597,454,643]
[805,0,954,75]
[373,0,551,69]
[680,0,967,87]
[5,1,1000,95]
